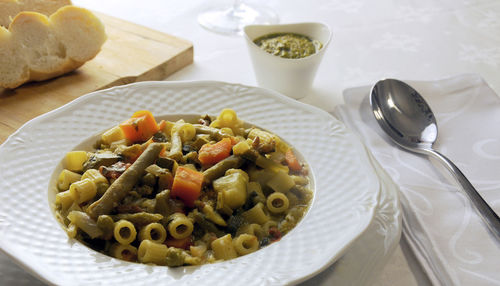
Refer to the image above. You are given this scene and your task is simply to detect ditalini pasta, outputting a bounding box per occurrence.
[139,222,167,243]
[54,109,313,266]
[114,219,137,245]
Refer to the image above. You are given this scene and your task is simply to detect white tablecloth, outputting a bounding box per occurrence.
[4,0,500,285]
[73,0,500,113]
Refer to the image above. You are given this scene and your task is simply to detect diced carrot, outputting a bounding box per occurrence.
[119,110,159,143]
[285,149,302,171]
[171,166,204,208]
[164,235,193,250]
[198,138,232,166]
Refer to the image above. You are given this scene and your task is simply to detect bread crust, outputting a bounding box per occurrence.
[0,0,72,27]
[0,5,106,89]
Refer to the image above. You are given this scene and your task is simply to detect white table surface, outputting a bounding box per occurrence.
[5,0,500,284]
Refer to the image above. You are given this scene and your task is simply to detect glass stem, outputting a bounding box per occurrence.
[232,0,244,14]
[233,0,242,10]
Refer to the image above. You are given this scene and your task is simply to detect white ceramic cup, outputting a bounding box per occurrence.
[244,22,332,99]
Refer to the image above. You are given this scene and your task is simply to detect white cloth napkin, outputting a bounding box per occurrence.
[334,73,500,286]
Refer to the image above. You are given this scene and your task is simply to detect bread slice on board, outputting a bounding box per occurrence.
[0,5,107,89]
[0,0,72,27]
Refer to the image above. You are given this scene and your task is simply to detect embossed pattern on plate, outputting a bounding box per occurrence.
[0,81,380,285]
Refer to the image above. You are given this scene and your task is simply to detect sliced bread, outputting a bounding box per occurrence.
[0,5,106,88]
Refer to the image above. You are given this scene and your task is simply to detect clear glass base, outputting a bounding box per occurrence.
[198,2,278,35]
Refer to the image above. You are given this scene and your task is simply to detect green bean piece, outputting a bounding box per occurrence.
[190,134,211,150]
[168,132,183,162]
[191,210,224,237]
[86,143,164,219]
[96,215,115,240]
[255,155,288,172]
[155,190,174,217]
[240,148,259,162]
[111,212,163,228]
[202,155,244,184]
[157,172,173,192]
[193,124,231,141]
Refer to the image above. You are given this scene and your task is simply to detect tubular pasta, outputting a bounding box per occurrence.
[242,202,269,225]
[139,222,167,243]
[211,234,237,260]
[55,190,74,211]
[266,192,290,214]
[69,178,97,204]
[57,169,82,191]
[233,234,259,255]
[114,219,137,245]
[167,213,193,239]
[138,239,168,265]
[110,243,138,262]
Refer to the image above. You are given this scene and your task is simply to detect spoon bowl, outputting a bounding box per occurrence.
[370,78,500,241]
[370,78,437,151]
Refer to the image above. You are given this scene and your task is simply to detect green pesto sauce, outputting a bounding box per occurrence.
[253,32,322,59]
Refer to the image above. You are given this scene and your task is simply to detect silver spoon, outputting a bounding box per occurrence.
[370,78,500,241]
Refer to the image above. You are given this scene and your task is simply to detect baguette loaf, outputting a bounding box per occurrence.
[0,0,71,27]
[0,5,106,88]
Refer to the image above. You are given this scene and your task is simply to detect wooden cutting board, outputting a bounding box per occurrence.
[0,11,193,144]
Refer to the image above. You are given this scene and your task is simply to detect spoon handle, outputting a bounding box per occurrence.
[426,149,500,241]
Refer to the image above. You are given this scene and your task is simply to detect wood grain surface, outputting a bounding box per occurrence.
[0,11,193,144]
